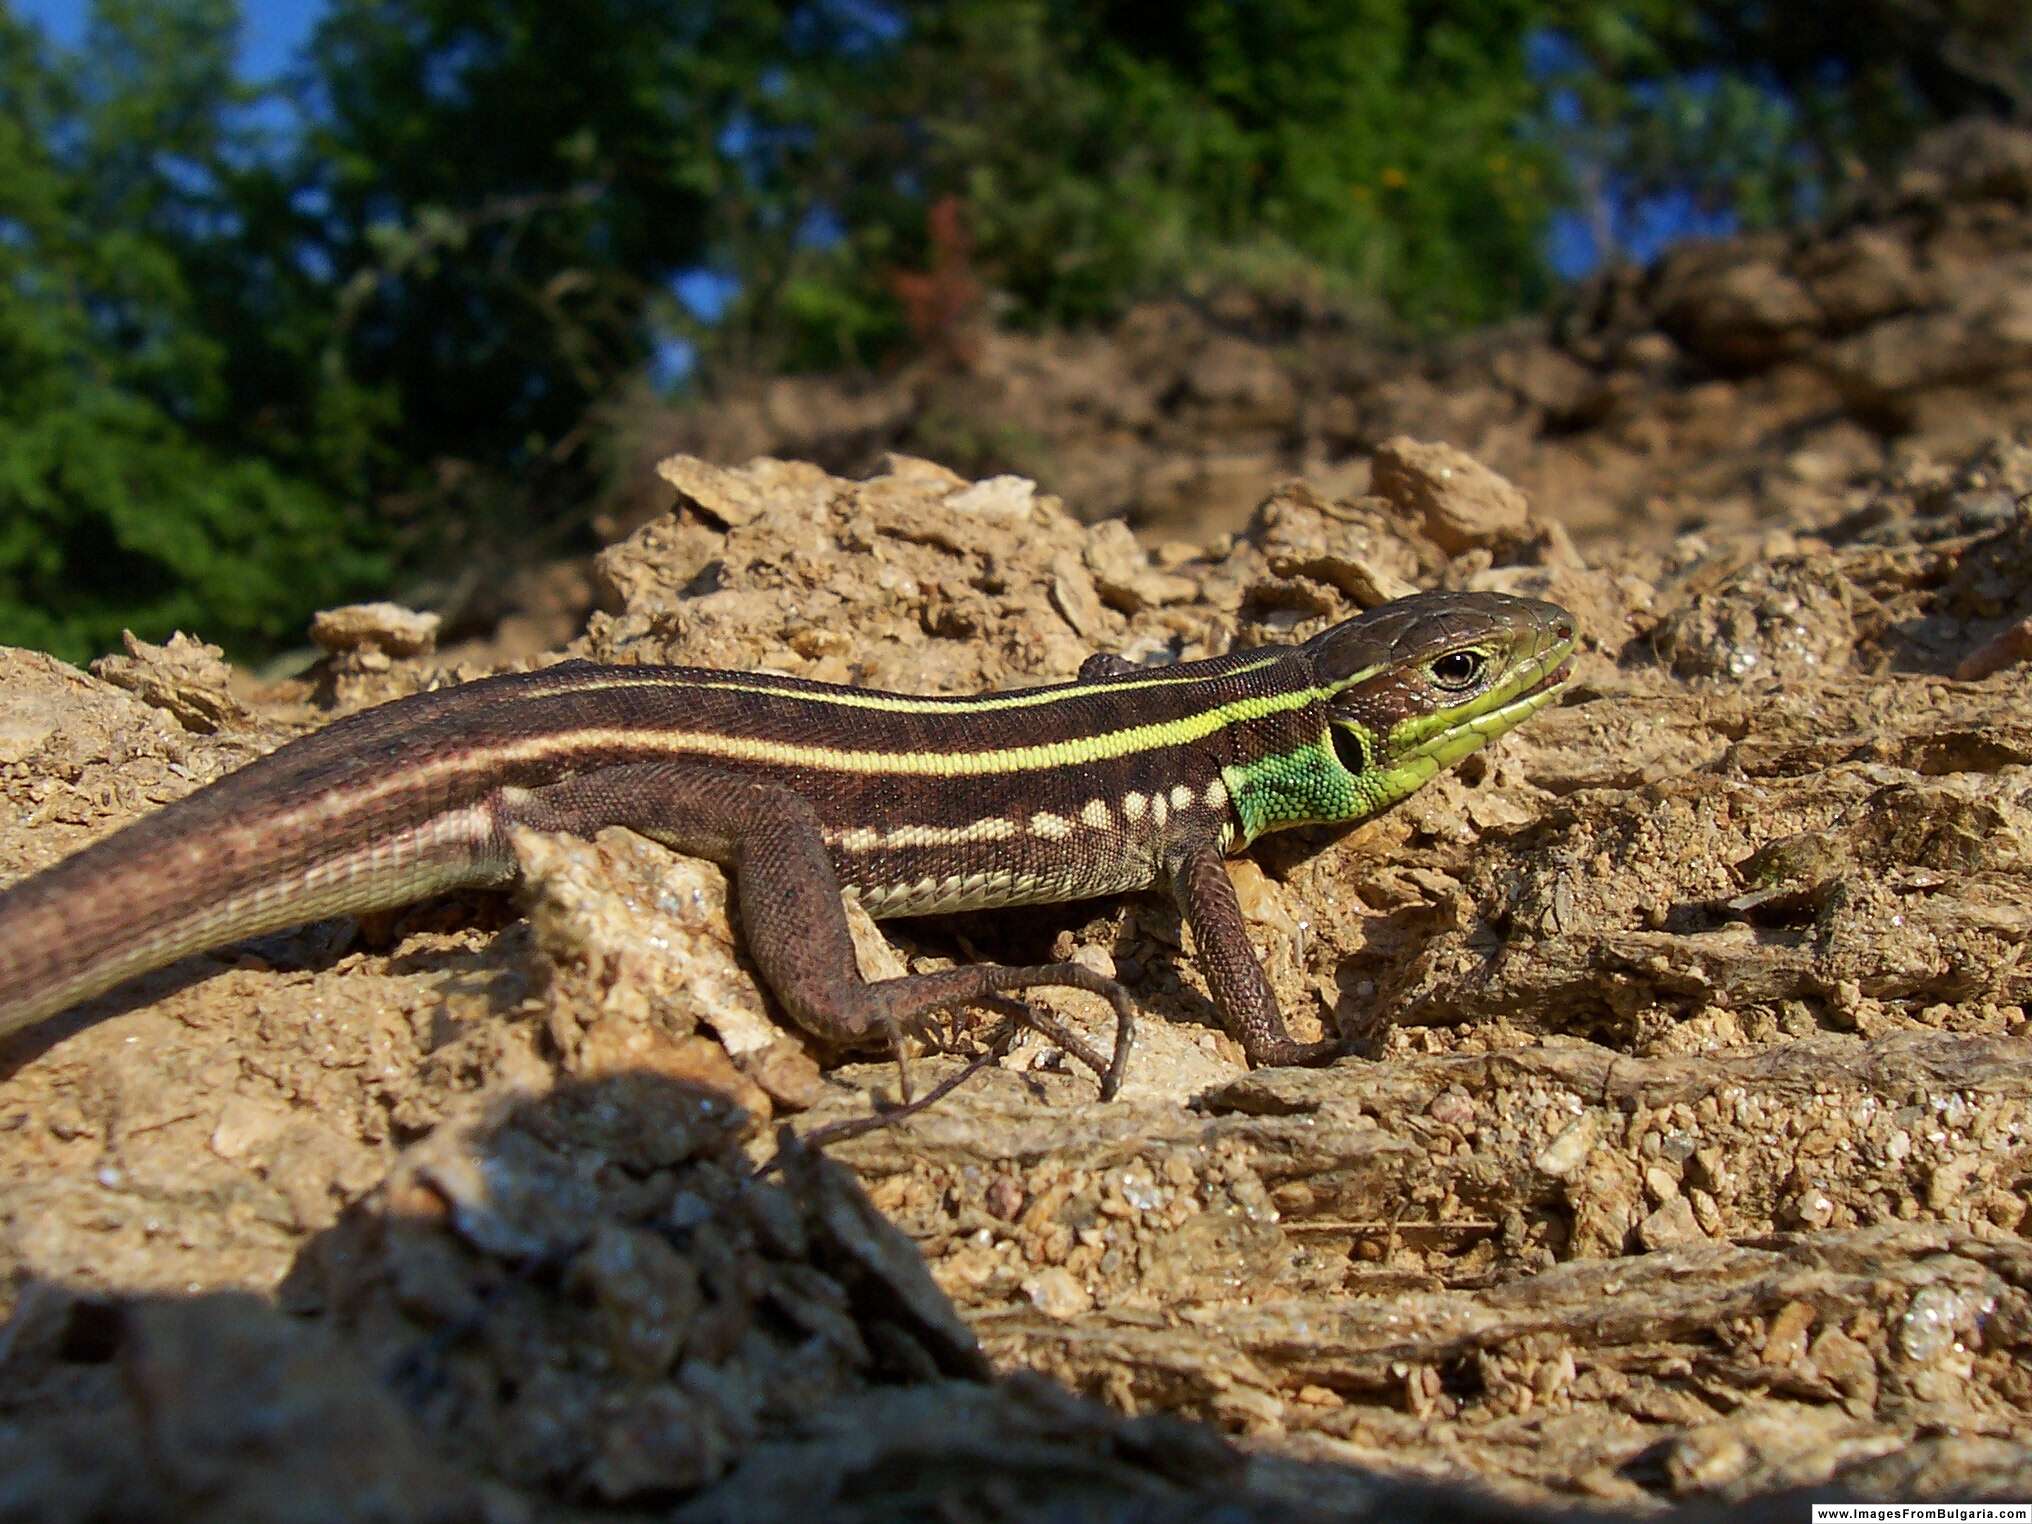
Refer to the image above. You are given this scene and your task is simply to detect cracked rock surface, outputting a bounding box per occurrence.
[2,427,2030,1519]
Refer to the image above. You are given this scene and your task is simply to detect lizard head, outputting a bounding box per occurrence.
[1303,590,1575,815]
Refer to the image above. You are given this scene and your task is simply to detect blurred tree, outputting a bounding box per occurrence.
[737,0,1565,368]
[4,0,2026,660]
[0,0,386,661]
[1547,0,2032,259]
[743,0,2032,362]
[299,0,838,489]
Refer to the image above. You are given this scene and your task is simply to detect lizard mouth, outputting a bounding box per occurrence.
[1526,653,1576,696]
[1394,639,1575,772]
[1462,635,1575,726]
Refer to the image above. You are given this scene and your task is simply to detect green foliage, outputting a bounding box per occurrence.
[0,2,387,662]
[1548,0,2032,252]
[736,0,1564,367]
[299,0,802,471]
[4,0,2026,661]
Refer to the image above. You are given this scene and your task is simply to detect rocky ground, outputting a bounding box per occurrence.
[4,126,2032,1524]
[633,119,2032,558]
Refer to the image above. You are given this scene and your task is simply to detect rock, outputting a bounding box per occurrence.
[14,131,2032,1514]
[90,630,247,733]
[308,602,441,658]
[1654,237,1824,367]
[1370,436,1533,554]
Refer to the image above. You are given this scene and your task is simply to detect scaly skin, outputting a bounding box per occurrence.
[0,591,1574,1095]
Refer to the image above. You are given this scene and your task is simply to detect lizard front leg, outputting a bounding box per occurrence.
[498,762,1135,1096]
[1165,837,1341,1068]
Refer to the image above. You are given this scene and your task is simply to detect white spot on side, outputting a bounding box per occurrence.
[1169,783,1193,812]
[1029,811,1073,840]
[849,817,1018,851]
[875,876,942,911]
[1080,798,1112,830]
[1122,791,1147,822]
[1203,777,1229,811]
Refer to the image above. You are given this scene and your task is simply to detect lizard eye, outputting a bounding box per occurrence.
[1331,724,1369,775]
[1430,650,1486,690]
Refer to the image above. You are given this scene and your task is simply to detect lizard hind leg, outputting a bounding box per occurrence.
[496,762,1136,1098]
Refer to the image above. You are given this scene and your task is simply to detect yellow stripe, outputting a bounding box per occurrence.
[246,687,1324,838]
[516,655,1285,715]
[503,688,1313,775]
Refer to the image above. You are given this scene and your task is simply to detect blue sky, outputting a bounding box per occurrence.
[18,0,327,76]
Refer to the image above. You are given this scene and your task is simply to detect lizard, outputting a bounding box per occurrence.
[0,590,1574,1097]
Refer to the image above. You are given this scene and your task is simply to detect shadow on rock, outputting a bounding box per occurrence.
[0,1069,1469,1523]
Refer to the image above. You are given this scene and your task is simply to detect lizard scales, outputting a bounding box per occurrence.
[0,591,1574,1095]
